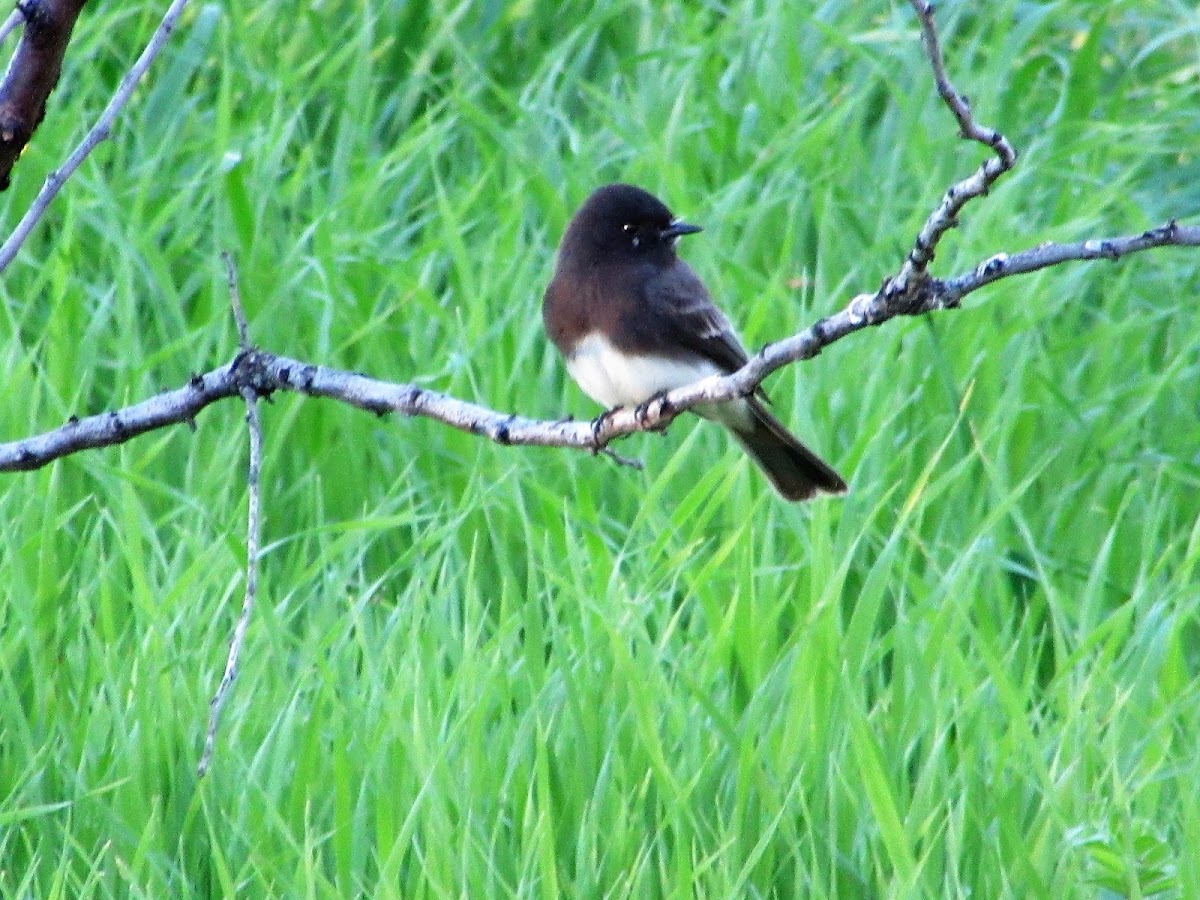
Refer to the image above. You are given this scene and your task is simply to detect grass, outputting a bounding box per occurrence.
[1,0,1199,896]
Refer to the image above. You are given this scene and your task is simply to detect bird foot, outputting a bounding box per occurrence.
[590,407,620,452]
[591,393,674,451]
[634,391,674,432]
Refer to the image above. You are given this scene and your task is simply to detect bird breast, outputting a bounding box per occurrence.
[565,333,725,409]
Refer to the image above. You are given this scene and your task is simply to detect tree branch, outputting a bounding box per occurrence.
[2,218,1195,475]
[940,221,1198,303]
[890,0,1018,292]
[0,360,240,471]
[198,256,261,778]
[0,0,192,272]
[0,1,1196,478]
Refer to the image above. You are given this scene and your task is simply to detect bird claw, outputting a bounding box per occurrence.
[634,391,673,431]
[590,393,674,452]
[590,407,619,452]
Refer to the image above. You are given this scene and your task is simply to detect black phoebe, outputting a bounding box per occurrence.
[543,183,847,501]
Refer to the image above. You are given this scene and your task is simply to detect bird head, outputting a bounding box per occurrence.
[562,183,702,262]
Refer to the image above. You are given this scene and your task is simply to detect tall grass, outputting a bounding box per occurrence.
[1,0,1198,895]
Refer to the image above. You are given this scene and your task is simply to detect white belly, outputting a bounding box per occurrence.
[565,333,720,407]
[564,333,751,428]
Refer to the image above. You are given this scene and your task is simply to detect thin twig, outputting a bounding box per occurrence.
[0,8,24,46]
[939,221,1193,303]
[198,257,263,778]
[2,220,1196,474]
[223,250,250,348]
[0,0,192,273]
[891,0,1018,290]
[601,447,644,470]
[197,387,262,778]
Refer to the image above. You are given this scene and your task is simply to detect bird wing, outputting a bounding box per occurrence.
[638,261,750,375]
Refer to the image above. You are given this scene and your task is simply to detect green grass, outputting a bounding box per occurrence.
[2,0,1199,896]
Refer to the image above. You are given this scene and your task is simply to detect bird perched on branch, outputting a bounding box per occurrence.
[543,183,846,501]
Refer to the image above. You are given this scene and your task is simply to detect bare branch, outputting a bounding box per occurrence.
[600,447,645,470]
[0,0,192,273]
[0,1,1196,484]
[4,217,1196,475]
[223,251,251,349]
[892,0,1019,290]
[0,8,25,46]
[198,255,263,777]
[0,361,240,471]
[0,0,89,190]
[940,221,1199,304]
[198,386,263,778]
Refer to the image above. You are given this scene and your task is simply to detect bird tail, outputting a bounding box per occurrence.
[728,398,847,502]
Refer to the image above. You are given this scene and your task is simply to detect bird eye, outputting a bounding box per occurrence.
[622,223,634,232]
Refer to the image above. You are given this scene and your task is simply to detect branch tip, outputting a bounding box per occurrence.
[222,252,251,349]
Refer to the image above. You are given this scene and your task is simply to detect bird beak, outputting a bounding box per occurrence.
[662,219,703,239]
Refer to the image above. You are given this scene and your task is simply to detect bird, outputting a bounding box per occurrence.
[542,183,846,501]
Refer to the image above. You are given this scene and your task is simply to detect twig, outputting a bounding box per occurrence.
[198,256,262,778]
[890,0,1019,291]
[196,387,262,777]
[2,219,1196,474]
[939,221,1194,303]
[0,8,24,46]
[601,447,644,470]
[222,250,251,348]
[0,0,192,273]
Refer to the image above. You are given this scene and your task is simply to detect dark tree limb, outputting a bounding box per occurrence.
[0,0,192,271]
[0,8,24,45]
[0,0,89,190]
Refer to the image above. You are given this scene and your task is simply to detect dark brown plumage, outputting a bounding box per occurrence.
[543,183,846,501]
